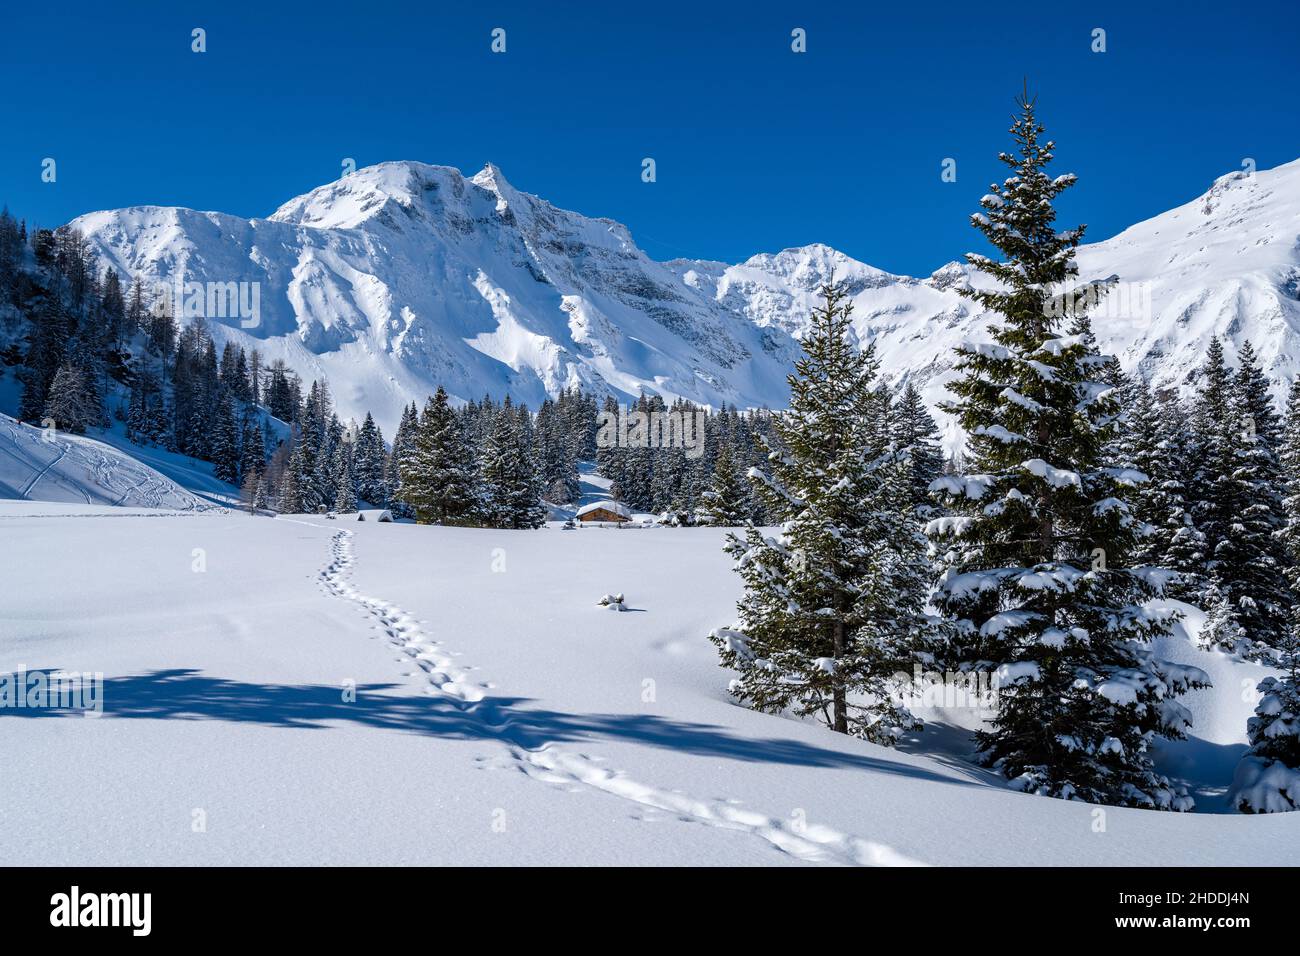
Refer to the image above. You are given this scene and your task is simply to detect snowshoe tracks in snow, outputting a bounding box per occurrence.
[318,527,923,867]
[319,529,488,703]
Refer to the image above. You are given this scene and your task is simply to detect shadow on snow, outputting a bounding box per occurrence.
[5,667,972,787]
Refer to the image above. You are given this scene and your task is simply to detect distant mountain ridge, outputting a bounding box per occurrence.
[71,158,1300,442]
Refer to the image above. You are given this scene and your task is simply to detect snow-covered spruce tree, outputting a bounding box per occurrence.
[387,402,419,518]
[1278,378,1300,572]
[695,441,750,526]
[210,390,241,484]
[41,361,97,433]
[239,409,266,483]
[890,381,944,516]
[1226,341,1293,658]
[480,403,546,529]
[1189,338,1292,659]
[1232,602,1300,812]
[1151,392,1208,596]
[279,436,310,514]
[709,281,930,743]
[927,93,1207,809]
[333,457,358,514]
[401,387,480,526]
[1233,377,1300,811]
[353,412,388,507]
[1107,379,1186,573]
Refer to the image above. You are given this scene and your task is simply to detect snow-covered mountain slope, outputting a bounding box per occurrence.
[0,412,211,509]
[73,158,1300,439]
[674,159,1300,443]
[73,162,799,433]
[3,505,1292,864]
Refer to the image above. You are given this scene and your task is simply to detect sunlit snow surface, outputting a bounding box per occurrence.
[1,502,1294,865]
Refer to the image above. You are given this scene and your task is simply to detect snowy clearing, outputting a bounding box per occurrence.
[1,502,1294,866]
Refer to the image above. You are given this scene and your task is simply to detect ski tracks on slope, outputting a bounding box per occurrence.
[19,443,70,498]
[317,526,923,867]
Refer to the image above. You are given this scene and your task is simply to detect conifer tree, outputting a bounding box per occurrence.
[709,281,929,743]
[890,381,944,515]
[1226,341,1293,658]
[927,92,1206,808]
[1150,392,1207,593]
[239,410,265,481]
[1189,339,1292,658]
[18,299,73,421]
[695,442,749,526]
[354,412,388,506]
[387,402,419,518]
[401,387,479,525]
[280,437,310,513]
[480,405,545,529]
[41,361,96,433]
[210,391,241,484]
[333,457,358,514]
[1232,567,1300,813]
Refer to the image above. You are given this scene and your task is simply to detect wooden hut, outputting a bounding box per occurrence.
[575,500,633,524]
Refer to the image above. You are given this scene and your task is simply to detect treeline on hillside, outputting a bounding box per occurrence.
[0,213,311,495]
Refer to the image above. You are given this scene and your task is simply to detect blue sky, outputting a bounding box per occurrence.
[2,1,1296,276]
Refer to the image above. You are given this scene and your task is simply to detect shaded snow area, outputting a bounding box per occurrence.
[2,502,1295,865]
[0,413,212,510]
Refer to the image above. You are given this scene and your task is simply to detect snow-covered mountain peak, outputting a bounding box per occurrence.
[73,160,802,432]
[68,156,1300,447]
[267,160,465,230]
[470,161,517,205]
[744,243,898,289]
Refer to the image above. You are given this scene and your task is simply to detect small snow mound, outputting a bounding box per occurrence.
[597,593,627,611]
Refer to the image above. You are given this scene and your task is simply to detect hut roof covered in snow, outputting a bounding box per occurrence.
[575,500,632,522]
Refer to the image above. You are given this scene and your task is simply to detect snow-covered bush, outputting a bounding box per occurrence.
[1233,675,1300,813]
[597,593,626,611]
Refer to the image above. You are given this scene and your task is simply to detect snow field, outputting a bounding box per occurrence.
[2,504,1297,865]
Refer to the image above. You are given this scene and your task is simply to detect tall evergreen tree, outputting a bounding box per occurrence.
[1232,564,1300,813]
[709,282,930,743]
[353,412,388,506]
[695,441,750,526]
[479,404,546,529]
[387,402,419,518]
[333,457,358,514]
[928,92,1206,809]
[41,361,97,433]
[890,381,944,516]
[401,388,480,525]
[1226,341,1293,658]
[210,391,241,484]
[1189,339,1291,658]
